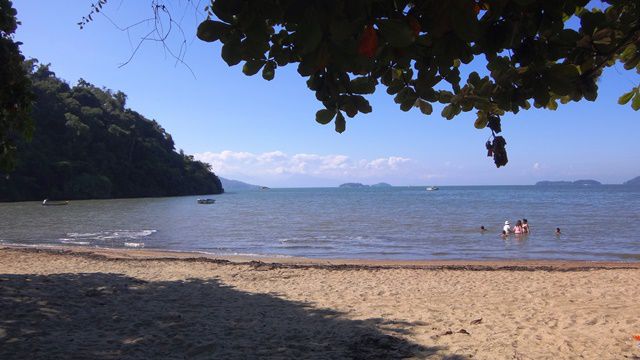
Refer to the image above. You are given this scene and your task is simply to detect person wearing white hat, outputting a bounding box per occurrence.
[503,220,512,234]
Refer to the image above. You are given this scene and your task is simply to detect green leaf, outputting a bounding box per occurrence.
[400,98,414,112]
[474,111,488,129]
[334,111,346,133]
[262,61,275,81]
[623,55,640,71]
[386,82,403,95]
[417,99,433,115]
[378,19,415,47]
[221,40,242,66]
[353,96,372,114]
[349,77,376,94]
[618,90,635,105]
[394,87,416,105]
[548,64,579,96]
[197,20,229,42]
[632,92,640,111]
[242,60,265,76]
[315,109,335,124]
[441,104,455,120]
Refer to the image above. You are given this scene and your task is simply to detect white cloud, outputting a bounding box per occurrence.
[194,150,414,184]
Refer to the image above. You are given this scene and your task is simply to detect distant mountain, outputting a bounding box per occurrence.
[339,183,369,188]
[371,182,392,187]
[219,177,262,191]
[535,181,573,186]
[535,179,602,186]
[623,176,640,186]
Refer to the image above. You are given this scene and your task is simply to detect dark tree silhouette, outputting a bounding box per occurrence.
[0,62,223,201]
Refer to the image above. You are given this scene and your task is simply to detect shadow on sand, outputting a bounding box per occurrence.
[0,273,469,359]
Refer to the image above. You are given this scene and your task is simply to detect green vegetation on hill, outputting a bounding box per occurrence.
[0,61,223,201]
[535,179,602,186]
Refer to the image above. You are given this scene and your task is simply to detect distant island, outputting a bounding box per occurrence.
[0,63,223,202]
[535,179,602,186]
[623,176,640,186]
[219,177,263,191]
[339,182,392,188]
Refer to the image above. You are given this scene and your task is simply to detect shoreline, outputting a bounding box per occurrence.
[1,245,639,358]
[3,244,640,271]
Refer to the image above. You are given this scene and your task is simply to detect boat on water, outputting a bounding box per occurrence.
[426,186,439,191]
[42,199,69,206]
[197,198,216,204]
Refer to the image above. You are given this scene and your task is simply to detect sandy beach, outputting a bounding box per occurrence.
[1,246,639,359]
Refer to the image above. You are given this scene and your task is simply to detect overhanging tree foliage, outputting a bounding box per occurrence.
[5,1,639,170]
[193,0,639,167]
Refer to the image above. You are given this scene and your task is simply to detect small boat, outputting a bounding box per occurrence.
[42,199,69,206]
[261,186,270,190]
[197,198,216,204]
[426,186,439,191]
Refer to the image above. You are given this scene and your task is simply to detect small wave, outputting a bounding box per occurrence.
[124,242,145,248]
[62,230,157,242]
[279,245,335,250]
[67,232,101,238]
[60,239,91,245]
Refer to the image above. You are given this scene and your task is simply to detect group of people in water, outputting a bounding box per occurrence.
[502,219,530,236]
[480,220,562,238]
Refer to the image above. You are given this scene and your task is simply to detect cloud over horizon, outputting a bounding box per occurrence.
[194,150,415,186]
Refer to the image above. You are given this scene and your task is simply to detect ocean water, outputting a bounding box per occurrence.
[0,186,639,261]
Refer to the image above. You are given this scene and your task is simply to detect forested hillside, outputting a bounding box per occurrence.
[0,62,223,201]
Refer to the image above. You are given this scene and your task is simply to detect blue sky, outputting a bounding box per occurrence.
[13,1,640,187]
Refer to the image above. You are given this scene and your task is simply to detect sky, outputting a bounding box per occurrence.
[12,1,640,187]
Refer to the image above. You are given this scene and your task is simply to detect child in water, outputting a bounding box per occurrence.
[522,219,530,233]
[555,227,561,235]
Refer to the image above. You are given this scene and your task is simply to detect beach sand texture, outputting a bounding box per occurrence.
[1,247,639,359]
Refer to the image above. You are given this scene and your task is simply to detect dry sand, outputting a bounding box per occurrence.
[1,246,639,359]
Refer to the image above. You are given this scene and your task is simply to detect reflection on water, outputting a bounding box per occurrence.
[1,186,639,261]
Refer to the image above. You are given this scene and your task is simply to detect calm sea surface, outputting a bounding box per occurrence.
[1,186,639,261]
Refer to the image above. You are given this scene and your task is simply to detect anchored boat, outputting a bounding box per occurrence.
[42,199,69,206]
[197,198,216,204]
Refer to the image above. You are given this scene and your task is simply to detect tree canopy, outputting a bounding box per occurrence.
[0,62,223,201]
[191,0,640,167]
[0,0,33,170]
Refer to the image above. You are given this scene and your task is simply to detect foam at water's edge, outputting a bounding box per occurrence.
[124,242,145,248]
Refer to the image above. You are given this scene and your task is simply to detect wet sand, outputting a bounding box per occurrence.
[1,246,639,359]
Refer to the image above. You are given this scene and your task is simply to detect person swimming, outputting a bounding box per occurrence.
[513,220,524,234]
[522,219,530,233]
[480,226,487,232]
[555,227,561,235]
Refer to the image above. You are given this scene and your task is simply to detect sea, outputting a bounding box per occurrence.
[1,186,639,261]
